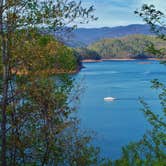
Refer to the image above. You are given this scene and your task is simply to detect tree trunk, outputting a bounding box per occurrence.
[1,49,8,166]
[0,0,8,164]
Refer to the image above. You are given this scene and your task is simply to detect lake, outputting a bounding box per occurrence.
[76,60,166,160]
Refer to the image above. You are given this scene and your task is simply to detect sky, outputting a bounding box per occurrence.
[78,0,166,28]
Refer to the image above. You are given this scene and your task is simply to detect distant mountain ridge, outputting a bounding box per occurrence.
[64,24,155,47]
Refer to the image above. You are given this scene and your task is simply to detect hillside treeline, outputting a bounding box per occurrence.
[77,35,166,60]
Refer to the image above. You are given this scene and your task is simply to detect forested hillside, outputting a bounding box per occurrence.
[75,47,101,60]
[0,32,81,75]
[84,35,166,59]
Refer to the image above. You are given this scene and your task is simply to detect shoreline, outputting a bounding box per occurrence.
[81,58,165,63]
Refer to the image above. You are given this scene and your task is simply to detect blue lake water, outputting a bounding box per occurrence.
[76,60,166,160]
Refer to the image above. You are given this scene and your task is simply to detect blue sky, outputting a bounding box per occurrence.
[78,0,166,28]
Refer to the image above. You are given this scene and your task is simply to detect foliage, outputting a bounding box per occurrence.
[135,4,166,57]
[114,80,166,165]
[0,0,98,165]
[135,4,166,41]
[113,4,166,166]
[8,30,79,75]
[0,29,108,165]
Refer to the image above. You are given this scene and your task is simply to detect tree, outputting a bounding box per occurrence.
[114,80,166,165]
[0,0,97,165]
[114,4,166,165]
[135,4,166,40]
[135,4,166,58]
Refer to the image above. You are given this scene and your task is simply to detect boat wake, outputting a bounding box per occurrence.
[104,97,158,102]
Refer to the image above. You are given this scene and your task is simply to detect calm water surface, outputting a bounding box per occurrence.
[76,60,166,160]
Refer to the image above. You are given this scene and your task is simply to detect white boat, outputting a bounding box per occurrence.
[104,97,116,102]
